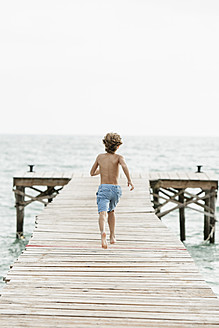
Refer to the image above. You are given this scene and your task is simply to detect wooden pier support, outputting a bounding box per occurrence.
[15,186,25,239]
[152,187,160,216]
[210,189,216,243]
[149,171,218,243]
[204,190,211,241]
[178,189,185,242]
[13,172,73,239]
[13,171,218,243]
[204,189,217,243]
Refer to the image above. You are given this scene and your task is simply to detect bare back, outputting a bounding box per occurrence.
[97,153,120,185]
[90,151,134,190]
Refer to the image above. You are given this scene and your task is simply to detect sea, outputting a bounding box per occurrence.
[0,134,219,297]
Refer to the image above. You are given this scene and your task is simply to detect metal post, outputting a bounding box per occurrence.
[196,165,203,173]
[28,165,35,172]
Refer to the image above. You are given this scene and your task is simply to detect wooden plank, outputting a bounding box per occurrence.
[149,171,218,189]
[158,179,218,189]
[14,177,71,187]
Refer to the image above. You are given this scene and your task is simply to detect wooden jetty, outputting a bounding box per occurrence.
[0,173,219,327]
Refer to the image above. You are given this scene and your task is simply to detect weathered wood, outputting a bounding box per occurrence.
[151,180,218,190]
[13,172,73,238]
[13,171,73,187]
[204,190,211,241]
[13,177,71,187]
[178,189,185,242]
[152,187,160,216]
[150,173,218,242]
[15,186,25,238]
[3,173,219,327]
[209,188,216,243]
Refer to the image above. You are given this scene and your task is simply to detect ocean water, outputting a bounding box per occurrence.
[0,134,219,296]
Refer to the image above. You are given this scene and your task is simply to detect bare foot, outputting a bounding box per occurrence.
[101,232,107,249]
[110,235,116,244]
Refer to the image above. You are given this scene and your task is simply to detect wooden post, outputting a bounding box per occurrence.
[152,188,160,217]
[209,189,216,243]
[178,189,185,242]
[15,186,25,239]
[204,190,210,241]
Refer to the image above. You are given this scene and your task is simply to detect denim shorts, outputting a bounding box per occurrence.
[96,184,122,213]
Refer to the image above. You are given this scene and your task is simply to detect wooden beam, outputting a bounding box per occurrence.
[178,189,185,242]
[210,189,216,243]
[15,186,25,239]
[13,178,71,187]
[204,190,211,241]
[155,190,216,215]
[152,188,160,216]
[158,188,184,209]
[13,186,63,208]
[151,179,218,190]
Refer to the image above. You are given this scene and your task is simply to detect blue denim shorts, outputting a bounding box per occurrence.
[96,184,122,213]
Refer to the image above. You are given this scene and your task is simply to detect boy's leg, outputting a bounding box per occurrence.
[108,211,116,244]
[99,211,107,249]
[108,186,122,244]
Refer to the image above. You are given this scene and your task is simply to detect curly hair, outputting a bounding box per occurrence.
[102,132,123,154]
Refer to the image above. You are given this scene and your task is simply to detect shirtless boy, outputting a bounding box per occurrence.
[90,132,134,249]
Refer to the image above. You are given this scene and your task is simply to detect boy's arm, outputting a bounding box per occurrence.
[119,155,134,190]
[90,157,100,176]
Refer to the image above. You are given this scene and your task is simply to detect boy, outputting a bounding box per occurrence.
[90,132,134,249]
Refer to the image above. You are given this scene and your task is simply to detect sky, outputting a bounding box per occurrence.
[0,0,219,136]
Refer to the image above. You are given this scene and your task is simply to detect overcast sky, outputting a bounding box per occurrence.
[0,0,219,136]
